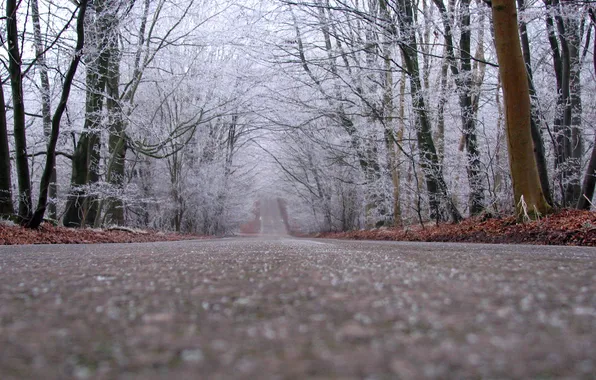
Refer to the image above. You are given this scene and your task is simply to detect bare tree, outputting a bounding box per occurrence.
[31,0,58,220]
[5,0,32,220]
[0,79,14,215]
[433,0,485,215]
[26,0,89,229]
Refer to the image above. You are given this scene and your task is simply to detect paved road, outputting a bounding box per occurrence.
[1,237,595,379]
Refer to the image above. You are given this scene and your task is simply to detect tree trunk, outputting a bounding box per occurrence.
[435,48,449,162]
[380,0,402,226]
[565,12,583,206]
[517,0,553,206]
[63,2,111,227]
[6,0,32,220]
[104,18,126,226]
[545,5,566,202]
[577,12,596,209]
[31,0,57,220]
[433,0,485,216]
[578,135,596,209]
[492,0,551,218]
[493,73,506,204]
[399,0,462,222]
[458,0,484,215]
[547,0,583,206]
[63,64,107,227]
[0,80,14,215]
[395,72,406,223]
[26,1,88,229]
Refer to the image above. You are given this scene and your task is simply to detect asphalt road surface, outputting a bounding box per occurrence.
[1,237,595,379]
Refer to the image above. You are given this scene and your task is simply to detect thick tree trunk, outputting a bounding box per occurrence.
[104,21,126,226]
[577,14,596,209]
[64,1,111,227]
[63,59,108,227]
[566,14,583,206]
[6,0,32,220]
[492,0,551,218]
[0,81,14,215]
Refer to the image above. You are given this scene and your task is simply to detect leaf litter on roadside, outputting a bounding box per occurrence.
[317,209,596,246]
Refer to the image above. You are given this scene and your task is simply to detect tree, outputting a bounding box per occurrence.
[31,0,58,220]
[491,0,551,218]
[577,7,596,209]
[517,0,553,206]
[545,0,584,206]
[6,0,32,220]
[63,0,204,228]
[395,0,462,222]
[0,80,14,215]
[63,0,116,227]
[433,0,486,216]
[25,0,89,229]
[287,2,392,227]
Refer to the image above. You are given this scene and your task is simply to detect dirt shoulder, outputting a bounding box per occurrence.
[0,223,207,245]
[316,209,596,246]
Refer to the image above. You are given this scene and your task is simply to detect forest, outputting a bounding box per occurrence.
[0,0,594,234]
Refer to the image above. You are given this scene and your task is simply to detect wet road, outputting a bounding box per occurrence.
[1,237,595,379]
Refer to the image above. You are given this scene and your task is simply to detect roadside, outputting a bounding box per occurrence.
[0,222,207,245]
[317,209,596,246]
[1,209,594,246]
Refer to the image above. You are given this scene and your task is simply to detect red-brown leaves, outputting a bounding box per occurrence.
[318,209,596,246]
[0,223,206,245]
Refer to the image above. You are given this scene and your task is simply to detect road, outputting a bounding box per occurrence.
[1,237,595,379]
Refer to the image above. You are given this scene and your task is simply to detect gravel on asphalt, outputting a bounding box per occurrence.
[1,237,595,379]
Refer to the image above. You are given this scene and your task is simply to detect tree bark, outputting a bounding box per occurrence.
[398,0,462,222]
[31,0,57,220]
[0,80,14,215]
[578,137,596,209]
[63,66,106,227]
[380,0,402,226]
[63,1,111,227]
[546,0,583,206]
[565,9,583,206]
[492,0,551,218]
[6,0,32,220]
[102,13,126,226]
[26,1,88,229]
[433,0,485,216]
[517,0,553,206]
[577,10,596,209]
